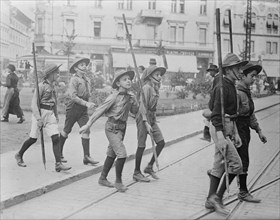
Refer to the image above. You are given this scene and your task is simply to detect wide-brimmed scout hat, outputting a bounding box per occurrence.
[207,64,219,73]
[7,64,16,72]
[69,57,90,74]
[222,53,248,68]
[42,64,62,79]
[241,63,262,76]
[112,69,135,89]
[149,58,157,65]
[141,65,166,82]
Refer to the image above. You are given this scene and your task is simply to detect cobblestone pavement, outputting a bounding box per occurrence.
[1,105,279,219]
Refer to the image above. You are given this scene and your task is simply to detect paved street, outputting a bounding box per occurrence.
[1,97,279,219]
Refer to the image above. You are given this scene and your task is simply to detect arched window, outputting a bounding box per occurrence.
[273,14,279,32]
[267,14,273,34]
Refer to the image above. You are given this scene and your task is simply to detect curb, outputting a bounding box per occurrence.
[1,102,279,210]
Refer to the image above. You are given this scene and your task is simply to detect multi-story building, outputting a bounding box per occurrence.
[0,0,33,71]
[215,0,279,80]
[33,0,216,82]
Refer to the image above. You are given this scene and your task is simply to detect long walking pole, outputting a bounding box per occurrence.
[32,43,46,170]
[122,14,159,170]
[216,9,229,193]
[228,10,233,53]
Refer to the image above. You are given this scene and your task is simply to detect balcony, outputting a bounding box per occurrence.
[140,9,163,25]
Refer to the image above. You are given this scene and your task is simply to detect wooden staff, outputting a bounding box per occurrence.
[228,10,233,53]
[32,43,46,170]
[122,14,159,170]
[216,8,229,193]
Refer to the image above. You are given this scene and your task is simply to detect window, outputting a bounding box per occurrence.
[267,14,273,34]
[266,42,271,54]
[94,21,101,37]
[147,25,156,40]
[118,0,124,9]
[223,10,229,26]
[251,41,255,53]
[66,19,74,35]
[126,0,132,10]
[179,0,185,13]
[223,39,230,52]
[117,22,124,38]
[37,17,43,34]
[273,14,278,34]
[178,27,184,43]
[251,12,256,28]
[272,42,278,54]
[199,28,206,45]
[94,0,102,8]
[148,0,156,10]
[171,0,177,13]
[200,0,207,15]
[170,26,176,42]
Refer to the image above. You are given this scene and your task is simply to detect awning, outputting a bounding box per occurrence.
[166,54,198,73]
[112,52,163,68]
[262,60,280,77]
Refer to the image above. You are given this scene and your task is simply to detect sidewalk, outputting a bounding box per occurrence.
[1,95,279,209]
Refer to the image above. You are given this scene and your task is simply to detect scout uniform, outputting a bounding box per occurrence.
[205,53,248,215]
[133,65,166,182]
[15,64,71,172]
[236,63,267,203]
[80,70,138,192]
[59,57,99,165]
[1,64,25,123]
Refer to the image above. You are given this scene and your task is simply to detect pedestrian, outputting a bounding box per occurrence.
[133,65,166,182]
[14,64,71,172]
[235,62,267,202]
[205,53,247,215]
[1,64,25,123]
[59,58,99,165]
[201,64,219,142]
[79,69,138,192]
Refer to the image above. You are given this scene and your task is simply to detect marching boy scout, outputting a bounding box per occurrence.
[133,65,166,182]
[205,53,247,215]
[79,70,138,192]
[236,63,267,202]
[59,58,99,166]
[15,64,71,172]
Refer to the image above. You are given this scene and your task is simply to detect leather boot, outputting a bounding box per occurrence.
[98,177,114,188]
[144,164,159,179]
[201,126,211,142]
[17,117,25,124]
[15,153,27,167]
[133,171,150,182]
[1,117,8,122]
[83,155,99,165]
[55,162,71,172]
[60,156,67,163]
[238,191,261,203]
[114,182,128,192]
[208,194,229,216]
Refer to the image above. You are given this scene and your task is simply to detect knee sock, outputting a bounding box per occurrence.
[207,174,221,198]
[115,158,126,183]
[59,134,67,157]
[81,138,90,156]
[149,140,165,166]
[216,174,236,199]
[100,156,116,179]
[239,174,248,192]
[18,138,37,156]
[135,147,145,172]
[51,134,61,163]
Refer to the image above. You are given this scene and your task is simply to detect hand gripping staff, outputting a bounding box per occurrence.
[122,14,159,171]
[32,43,46,170]
[216,9,229,193]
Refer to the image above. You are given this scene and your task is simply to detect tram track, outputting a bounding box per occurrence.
[63,104,279,219]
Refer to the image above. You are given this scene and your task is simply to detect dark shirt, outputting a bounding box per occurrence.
[6,72,18,89]
[209,77,238,132]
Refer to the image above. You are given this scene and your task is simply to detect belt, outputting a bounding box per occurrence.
[40,104,54,111]
[225,114,237,121]
[107,118,126,130]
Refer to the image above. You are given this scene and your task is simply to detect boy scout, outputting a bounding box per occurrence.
[59,58,99,165]
[236,63,267,202]
[205,53,247,215]
[80,70,138,192]
[15,64,71,172]
[133,65,166,182]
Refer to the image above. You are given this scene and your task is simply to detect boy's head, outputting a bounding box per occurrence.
[70,58,90,74]
[142,66,166,84]
[43,64,62,82]
[240,63,262,86]
[6,64,16,73]
[112,70,135,90]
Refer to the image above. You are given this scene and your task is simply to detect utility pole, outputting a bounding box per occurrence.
[244,0,252,61]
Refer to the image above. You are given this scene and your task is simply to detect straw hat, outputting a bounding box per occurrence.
[69,57,90,74]
[241,63,262,76]
[222,53,248,68]
[112,70,135,89]
[42,64,62,79]
[141,66,166,82]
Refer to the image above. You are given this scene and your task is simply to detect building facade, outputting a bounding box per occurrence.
[0,0,33,70]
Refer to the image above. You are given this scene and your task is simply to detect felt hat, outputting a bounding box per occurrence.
[42,64,62,79]
[112,69,135,89]
[141,66,166,82]
[207,64,219,73]
[241,63,262,76]
[222,53,248,68]
[69,57,90,74]
[7,64,16,72]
